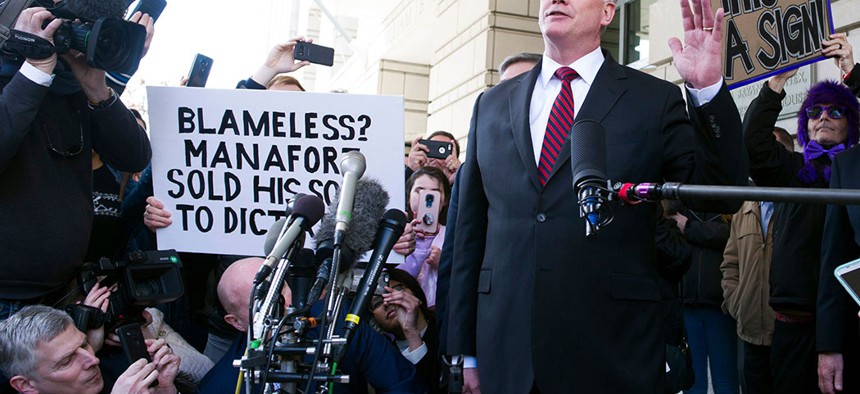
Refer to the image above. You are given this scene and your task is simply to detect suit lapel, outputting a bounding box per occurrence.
[508,63,543,192]
[546,51,628,184]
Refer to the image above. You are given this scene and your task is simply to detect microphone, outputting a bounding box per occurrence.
[262,193,307,256]
[48,0,128,21]
[333,151,367,246]
[341,209,407,339]
[255,194,325,285]
[286,248,317,311]
[305,178,389,307]
[570,119,614,236]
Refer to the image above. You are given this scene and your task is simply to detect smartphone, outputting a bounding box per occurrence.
[294,41,334,67]
[835,258,860,306]
[420,139,453,159]
[115,323,151,364]
[127,0,167,22]
[415,190,441,235]
[186,53,213,88]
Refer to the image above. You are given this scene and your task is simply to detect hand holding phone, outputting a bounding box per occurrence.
[186,53,213,88]
[293,41,335,67]
[420,139,453,159]
[415,190,441,235]
[835,258,860,307]
[128,0,167,22]
[115,323,151,364]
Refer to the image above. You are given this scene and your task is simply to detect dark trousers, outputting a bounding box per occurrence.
[739,340,772,394]
[770,320,817,394]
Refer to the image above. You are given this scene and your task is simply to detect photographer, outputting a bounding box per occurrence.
[0,305,179,394]
[0,4,151,317]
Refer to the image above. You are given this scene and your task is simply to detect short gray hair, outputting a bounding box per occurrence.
[0,305,74,378]
[499,52,542,76]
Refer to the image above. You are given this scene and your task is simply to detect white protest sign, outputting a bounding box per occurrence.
[146,86,406,257]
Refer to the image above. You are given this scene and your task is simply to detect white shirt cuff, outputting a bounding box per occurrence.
[463,355,478,369]
[401,342,428,365]
[685,79,722,107]
[19,62,54,87]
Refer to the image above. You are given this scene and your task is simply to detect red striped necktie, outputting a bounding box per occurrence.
[539,66,578,186]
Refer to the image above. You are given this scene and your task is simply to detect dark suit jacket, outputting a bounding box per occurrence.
[446,53,747,393]
[818,144,860,390]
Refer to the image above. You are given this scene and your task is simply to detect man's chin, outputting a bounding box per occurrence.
[86,371,104,393]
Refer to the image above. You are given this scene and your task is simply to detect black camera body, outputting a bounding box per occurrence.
[79,249,184,325]
[1,0,146,74]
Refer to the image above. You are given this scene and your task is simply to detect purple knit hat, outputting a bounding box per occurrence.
[796,80,860,149]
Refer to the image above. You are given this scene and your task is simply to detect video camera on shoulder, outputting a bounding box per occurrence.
[0,0,146,74]
[69,249,184,329]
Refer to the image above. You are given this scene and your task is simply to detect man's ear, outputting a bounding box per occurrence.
[223,314,244,332]
[9,375,38,393]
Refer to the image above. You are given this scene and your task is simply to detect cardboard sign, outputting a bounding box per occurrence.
[714,0,834,89]
[146,86,406,256]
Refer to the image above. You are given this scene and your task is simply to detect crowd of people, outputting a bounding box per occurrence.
[2,0,860,393]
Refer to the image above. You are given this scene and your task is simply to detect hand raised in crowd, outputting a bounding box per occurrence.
[147,338,181,393]
[407,136,430,171]
[667,0,725,89]
[822,33,854,77]
[443,153,461,182]
[251,37,312,86]
[128,11,156,58]
[144,196,173,232]
[80,281,114,352]
[381,286,423,350]
[61,50,111,103]
[818,352,845,394]
[393,220,417,256]
[112,358,159,394]
[767,67,799,95]
[424,246,441,269]
[13,7,63,74]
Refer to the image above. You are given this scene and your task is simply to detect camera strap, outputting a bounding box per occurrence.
[0,0,34,46]
[2,29,53,59]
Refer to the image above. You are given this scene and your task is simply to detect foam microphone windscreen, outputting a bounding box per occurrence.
[62,0,128,20]
[316,178,390,258]
[570,119,608,190]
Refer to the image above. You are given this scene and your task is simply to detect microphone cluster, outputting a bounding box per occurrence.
[240,150,408,393]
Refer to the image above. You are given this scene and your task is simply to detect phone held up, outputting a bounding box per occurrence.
[835,258,860,307]
[186,53,213,88]
[294,41,335,67]
[420,139,453,160]
[127,0,168,22]
[415,189,441,235]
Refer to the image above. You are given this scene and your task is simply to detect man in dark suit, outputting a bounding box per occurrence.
[817,51,860,394]
[445,0,748,392]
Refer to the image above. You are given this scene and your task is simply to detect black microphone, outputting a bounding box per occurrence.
[305,178,389,307]
[570,119,614,236]
[286,248,317,311]
[261,193,306,256]
[255,194,325,285]
[339,209,407,348]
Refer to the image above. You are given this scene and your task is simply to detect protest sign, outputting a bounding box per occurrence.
[713,0,833,89]
[147,86,406,256]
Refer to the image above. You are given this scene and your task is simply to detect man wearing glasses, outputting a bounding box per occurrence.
[743,34,859,394]
[0,6,151,319]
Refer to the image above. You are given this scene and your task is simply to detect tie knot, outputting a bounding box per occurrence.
[554,67,578,83]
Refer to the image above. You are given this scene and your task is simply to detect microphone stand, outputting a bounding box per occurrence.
[620,182,860,205]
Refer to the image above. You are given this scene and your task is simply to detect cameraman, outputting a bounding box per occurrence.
[0,305,179,394]
[0,5,151,317]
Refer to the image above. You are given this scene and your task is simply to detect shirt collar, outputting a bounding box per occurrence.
[539,47,605,88]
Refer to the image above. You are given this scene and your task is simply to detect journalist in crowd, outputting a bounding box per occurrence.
[0,3,151,318]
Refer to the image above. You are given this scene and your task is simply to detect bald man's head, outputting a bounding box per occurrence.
[218,257,264,332]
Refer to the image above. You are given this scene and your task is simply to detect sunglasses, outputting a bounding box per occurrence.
[806,105,845,120]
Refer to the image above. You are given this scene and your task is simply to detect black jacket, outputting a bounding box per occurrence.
[679,209,731,307]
